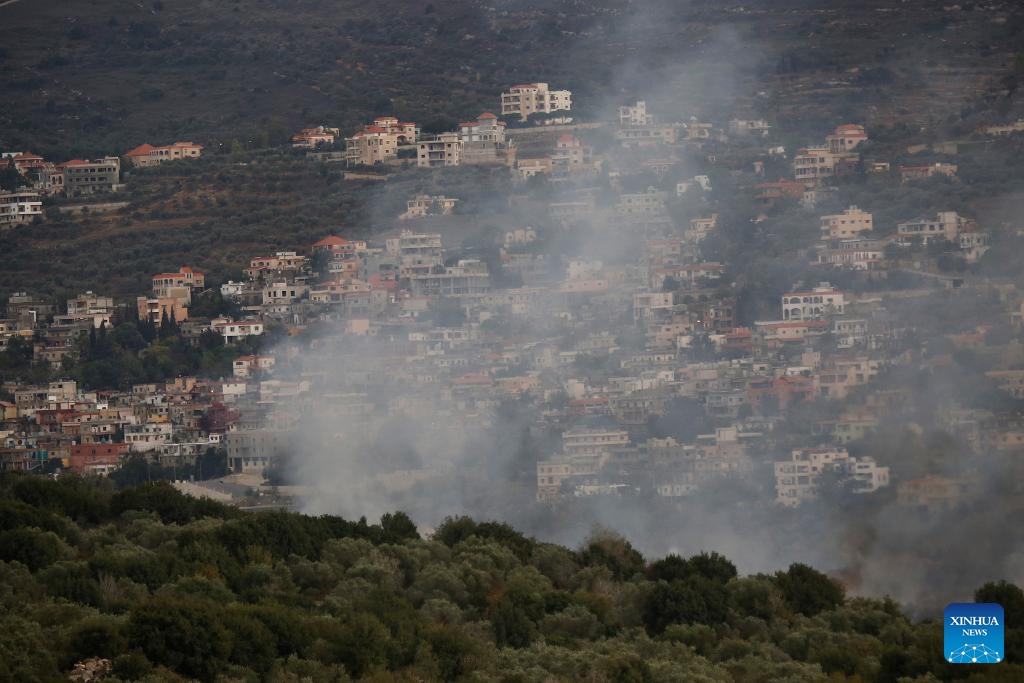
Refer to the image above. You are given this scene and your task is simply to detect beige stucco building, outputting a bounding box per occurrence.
[501,83,571,121]
[417,132,462,168]
[125,141,203,167]
[820,205,873,240]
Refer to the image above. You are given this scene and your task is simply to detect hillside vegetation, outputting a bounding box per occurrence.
[1,473,1022,682]
[1,0,1022,158]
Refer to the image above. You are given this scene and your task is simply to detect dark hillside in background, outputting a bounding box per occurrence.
[0,0,1022,158]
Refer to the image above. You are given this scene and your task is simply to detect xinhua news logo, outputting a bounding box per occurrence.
[944,603,1004,664]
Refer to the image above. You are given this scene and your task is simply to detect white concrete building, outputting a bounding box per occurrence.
[781,283,845,320]
[0,190,43,225]
[211,318,265,342]
[619,100,653,127]
[775,447,889,506]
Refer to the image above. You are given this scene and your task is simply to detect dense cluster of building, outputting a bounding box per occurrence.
[4,87,1023,513]
[1,141,203,226]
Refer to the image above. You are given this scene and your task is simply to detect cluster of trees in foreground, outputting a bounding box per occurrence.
[0,473,1022,682]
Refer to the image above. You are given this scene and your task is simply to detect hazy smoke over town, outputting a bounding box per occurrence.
[8,0,1024,680]
[240,2,1024,616]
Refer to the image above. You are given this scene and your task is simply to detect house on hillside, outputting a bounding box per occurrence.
[125,142,203,167]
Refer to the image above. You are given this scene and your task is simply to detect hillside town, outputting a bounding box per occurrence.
[2,85,1023,516]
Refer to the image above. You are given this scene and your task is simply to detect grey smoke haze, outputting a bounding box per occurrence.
[257,2,1024,615]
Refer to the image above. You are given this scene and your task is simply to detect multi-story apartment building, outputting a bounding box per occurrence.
[345,127,399,166]
[781,283,845,320]
[536,428,631,500]
[826,124,868,153]
[896,211,971,245]
[615,125,678,147]
[0,190,43,225]
[225,428,292,474]
[633,291,675,323]
[144,266,205,325]
[617,187,668,216]
[794,147,847,183]
[61,157,122,195]
[124,422,173,452]
[820,206,873,240]
[370,116,419,143]
[793,124,867,184]
[66,292,114,318]
[244,252,307,280]
[417,132,462,168]
[501,83,572,121]
[151,266,205,298]
[408,259,490,296]
[459,112,505,144]
[400,195,458,219]
[211,318,265,342]
[818,356,885,400]
[816,238,889,270]
[311,235,368,263]
[124,141,203,167]
[550,134,591,176]
[775,447,889,506]
[459,112,510,165]
[233,355,276,379]
[687,214,718,242]
[618,100,653,127]
[755,320,829,345]
[562,428,630,456]
[137,266,205,326]
[262,281,310,307]
[386,231,445,274]
[68,443,128,475]
[61,292,115,329]
[8,152,65,195]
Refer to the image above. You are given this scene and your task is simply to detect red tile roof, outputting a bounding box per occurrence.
[125,144,157,157]
[313,235,350,248]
